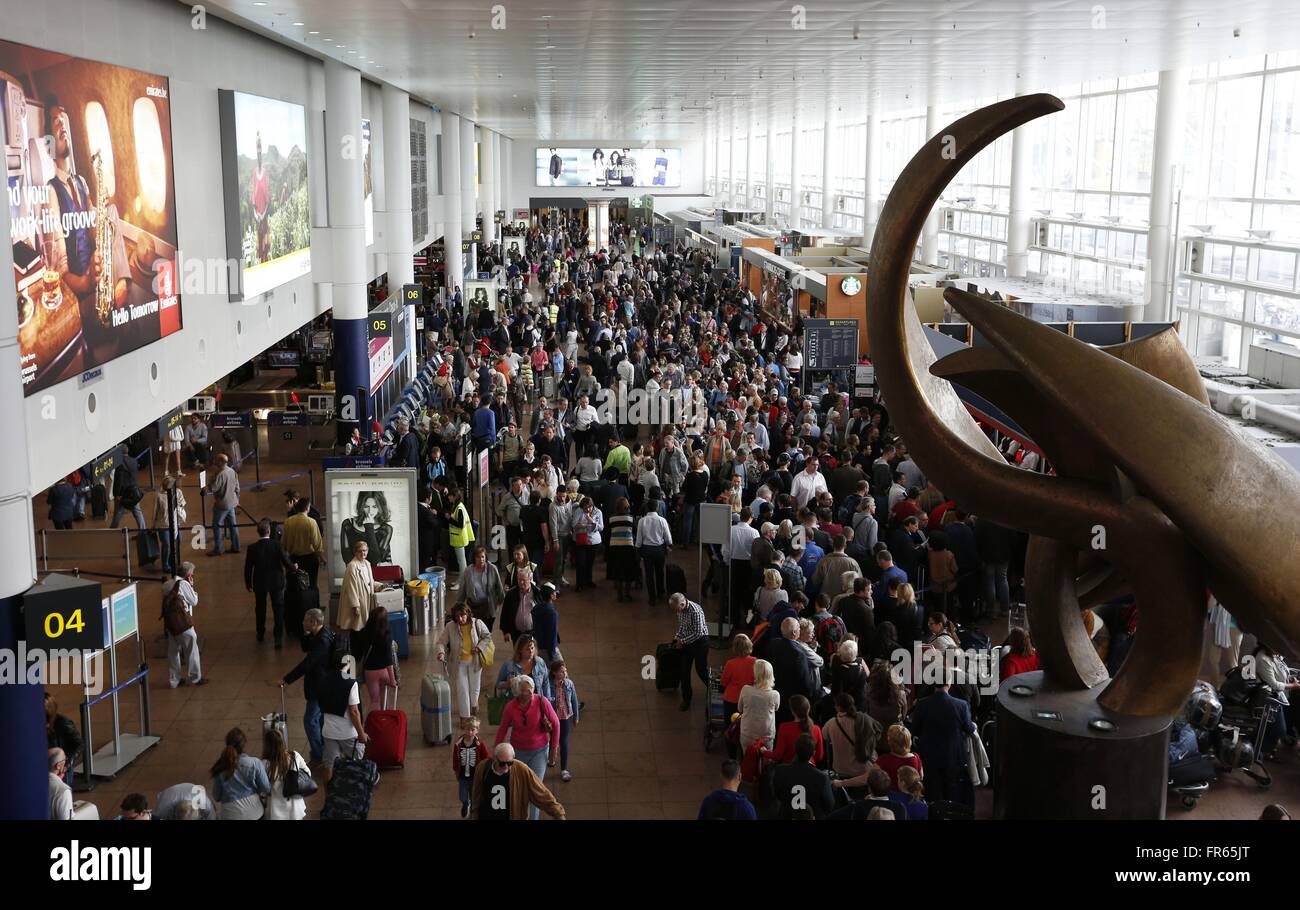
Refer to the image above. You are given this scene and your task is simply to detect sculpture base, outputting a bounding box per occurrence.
[993,671,1171,819]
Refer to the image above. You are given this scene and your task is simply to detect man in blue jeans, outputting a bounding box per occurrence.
[206,453,241,556]
[281,609,334,767]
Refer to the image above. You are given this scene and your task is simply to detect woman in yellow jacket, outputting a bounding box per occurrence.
[447,488,474,591]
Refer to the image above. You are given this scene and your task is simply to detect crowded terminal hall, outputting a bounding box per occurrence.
[3,0,1299,884]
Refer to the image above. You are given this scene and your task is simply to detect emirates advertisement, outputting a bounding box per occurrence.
[3,39,182,395]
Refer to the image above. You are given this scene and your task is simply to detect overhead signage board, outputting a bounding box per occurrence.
[803,318,860,369]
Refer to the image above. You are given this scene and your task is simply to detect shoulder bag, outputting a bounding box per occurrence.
[281,752,318,798]
[473,621,496,670]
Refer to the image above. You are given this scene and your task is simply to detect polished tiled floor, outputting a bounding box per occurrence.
[42,462,729,820]
[40,443,1300,821]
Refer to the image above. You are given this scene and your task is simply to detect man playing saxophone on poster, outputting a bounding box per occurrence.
[43,103,129,347]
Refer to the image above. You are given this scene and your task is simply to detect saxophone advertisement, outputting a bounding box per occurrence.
[217,90,310,301]
[2,39,182,395]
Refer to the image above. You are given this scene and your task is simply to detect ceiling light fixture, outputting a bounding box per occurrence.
[308,30,319,35]
[293,21,304,27]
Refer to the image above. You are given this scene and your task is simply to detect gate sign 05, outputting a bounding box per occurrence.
[803,319,860,369]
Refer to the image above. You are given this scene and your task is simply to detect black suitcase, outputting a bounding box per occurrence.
[1169,752,1216,788]
[91,485,108,519]
[136,530,160,566]
[289,583,321,651]
[655,642,683,691]
[320,748,380,820]
[666,563,688,600]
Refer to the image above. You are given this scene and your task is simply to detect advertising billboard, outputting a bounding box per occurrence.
[536,146,681,188]
[325,468,419,592]
[3,39,182,395]
[218,90,310,301]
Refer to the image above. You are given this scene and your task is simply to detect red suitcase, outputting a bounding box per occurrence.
[363,685,408,770]
[374,564,405,585]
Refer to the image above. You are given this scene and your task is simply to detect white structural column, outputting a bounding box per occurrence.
[789,96,802,230]
[821,95,834,229]
[441,110,463,292]
[324,60,369,439]
[863,103,880,246]
[1006,92,1032,278]
[501,137,512,216]
[492,131,503,227]
[921,103,942,263]
[727,106,736,205]
[480,128,497,245]
[1146,68,1188,322]
[765,97,775,224]
[713,109,721,197]
[382,84,414,290]
[460,117,477,275]
[744,105,753,210]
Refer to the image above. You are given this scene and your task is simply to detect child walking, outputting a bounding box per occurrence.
[452,716,490,817]
[548,660,581,781]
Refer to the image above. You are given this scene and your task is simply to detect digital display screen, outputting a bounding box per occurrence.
[218,90,310,301]
[536,147,681,188]
[3,39,183,395]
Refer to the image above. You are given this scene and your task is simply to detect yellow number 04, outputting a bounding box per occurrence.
[43,608,85,639]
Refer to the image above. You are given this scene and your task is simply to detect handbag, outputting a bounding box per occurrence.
[487,694,510,726]
[473,622,496,669]
[282,753,318,798]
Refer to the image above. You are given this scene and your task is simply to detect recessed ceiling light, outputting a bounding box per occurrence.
[293,21,304,27]
[308,30,319,35]
[252,1,266,5]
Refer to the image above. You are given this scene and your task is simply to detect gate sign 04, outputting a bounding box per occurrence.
[803,319,860,369]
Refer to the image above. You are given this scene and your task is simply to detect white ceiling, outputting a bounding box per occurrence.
[196,0,1300,139]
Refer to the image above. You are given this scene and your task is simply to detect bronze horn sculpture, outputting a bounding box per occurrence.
[866,94,1300,816]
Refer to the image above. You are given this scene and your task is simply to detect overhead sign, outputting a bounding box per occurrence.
[402,283,424,308]
[23,573,105,653]
[211,411,254,429]
[156,406,185,438]
[268,411,307,427]
[804,318,860,369]
[368,310,395,393]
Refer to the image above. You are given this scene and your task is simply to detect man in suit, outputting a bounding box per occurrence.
[389,417,422,469]
[769,734,835,819]
[245,519,297,648]
[768,617,819,725]
[909,682,977,805]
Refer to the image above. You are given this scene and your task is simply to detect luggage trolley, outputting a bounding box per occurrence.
[704,668,727,751]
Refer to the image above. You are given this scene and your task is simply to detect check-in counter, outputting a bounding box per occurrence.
[266,411,334,463]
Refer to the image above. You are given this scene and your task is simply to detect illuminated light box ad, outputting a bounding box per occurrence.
[325,469,419,593]
[3,39,183,395]
[218,89,310,301]
[536,147,681,188]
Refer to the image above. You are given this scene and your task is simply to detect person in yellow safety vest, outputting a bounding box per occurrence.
[447,488,475,590]
[548,302,559,325]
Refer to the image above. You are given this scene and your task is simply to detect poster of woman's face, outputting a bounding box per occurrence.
[464,279,499,313]
[325,469,418,591]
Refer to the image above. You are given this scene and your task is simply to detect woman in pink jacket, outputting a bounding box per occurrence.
[494,675,561,820]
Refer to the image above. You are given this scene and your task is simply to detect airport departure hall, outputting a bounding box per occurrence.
[2,0,1300,879]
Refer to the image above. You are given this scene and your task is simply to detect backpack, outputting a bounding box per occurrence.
[119,485,143,509]
[161,585,193,636]
[956,626,991,651]
[837,493,861,527]
[817,614,847,662]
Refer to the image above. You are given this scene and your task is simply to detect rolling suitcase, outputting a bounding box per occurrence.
[321,744,380,819]
[388,608,410,659]
[666,563,688,599]
[262,687,290,747]
[91,484,108,519]
[136,529,160,566]
[363,684,408,770]
[420,672,453,744]
[655,642,683,691]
